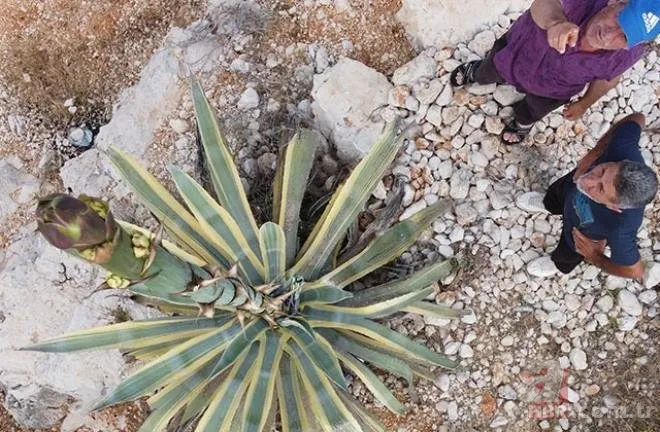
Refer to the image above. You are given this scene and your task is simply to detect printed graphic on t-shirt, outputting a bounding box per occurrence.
[573,192,594,227]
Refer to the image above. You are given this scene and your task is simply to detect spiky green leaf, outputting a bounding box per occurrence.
[258,222,286,282]
[273,130,319,266]
[243,332,285,431]
[107,147,228,268]
[196,344,260,431]
[306,308,457,369]
[320,199,452,289]
[93,319,241,410]
[292,123,401,279]
[211,318,269,376]
[190,76,261,257]
[23,316,230,352]
[337,352,405,414]
[169,166,265,284]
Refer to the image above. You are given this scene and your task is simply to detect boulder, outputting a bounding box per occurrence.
[0,157,39,224]
[311,58,393,163]
[0,232,161,430]
[396,0,531,50]
[391,52,437,86]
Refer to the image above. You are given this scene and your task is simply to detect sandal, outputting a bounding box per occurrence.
[450,60,481,87]
[501,120,532,145]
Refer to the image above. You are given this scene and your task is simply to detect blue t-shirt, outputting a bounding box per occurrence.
[562,121,645,266]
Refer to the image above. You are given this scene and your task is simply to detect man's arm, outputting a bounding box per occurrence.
[573,112,646,179]
[530,0,568,29]
[565,76,621,121]
[531,0,579,53]
[572,228,645,280]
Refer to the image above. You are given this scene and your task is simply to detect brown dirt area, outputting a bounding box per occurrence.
[0,0,204,124]
[261,0,414,75]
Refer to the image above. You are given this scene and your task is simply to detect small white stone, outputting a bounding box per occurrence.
[533,219,552,234]
[237,88,260,110]
[493,85,523,106]
[582,266,600,280]
[371,181,388,200]
[501,335,514,347]
[435,84,453,107]
[459,344,474,358]
[618,314,638,331]
[449,226,465,243]
[618,289,643,316]
[548,310,566,328]
[230,58,251,73]
[596,296,614,312]
[447,401,459,422]
[489,415,509,428]
[169,118,190,134]
[482,101,498,116]
[426,105,443,127]
[436,374,450,392]
[485,116,504,134]
[436,160,453,179]
[470,151,489,168]
[498,384,517,400]
[560,387,580,403]
[444,341,461,356]
[461,312,477,324]
[468,83,496,95]
[542,300,560,312]
[639,290,657,305]
[565,294,581,312]
[468,30,496,57]
[414,79,444,105]
[643,262,660,289]
[467,113,485,128]
[449,170,471,200]
[527,256,558,278]
[569,348,587,370]
[438,245,455,258]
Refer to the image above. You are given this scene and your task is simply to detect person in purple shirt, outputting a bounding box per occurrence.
[450,0,660,144]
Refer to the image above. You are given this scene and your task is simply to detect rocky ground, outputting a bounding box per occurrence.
[0,0,658,431]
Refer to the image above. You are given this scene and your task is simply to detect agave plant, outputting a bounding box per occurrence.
[27,78,465,432]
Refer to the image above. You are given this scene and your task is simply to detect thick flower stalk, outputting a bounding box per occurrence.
[36,194,301,320]
[36,193,194,294]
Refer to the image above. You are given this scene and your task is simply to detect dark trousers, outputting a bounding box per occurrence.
[543,171,584,274]
[474,35,569,126]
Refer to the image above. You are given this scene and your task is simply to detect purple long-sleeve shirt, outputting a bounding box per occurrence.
[493,0,645,100]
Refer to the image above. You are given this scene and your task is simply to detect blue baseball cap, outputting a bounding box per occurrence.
[618,0,660,47]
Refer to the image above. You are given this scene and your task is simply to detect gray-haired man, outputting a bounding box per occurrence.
[518,113,657,279]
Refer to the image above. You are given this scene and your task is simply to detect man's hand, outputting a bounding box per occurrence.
[563,100,587,121]
[547,21,579,53]
[572,228,606,261]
